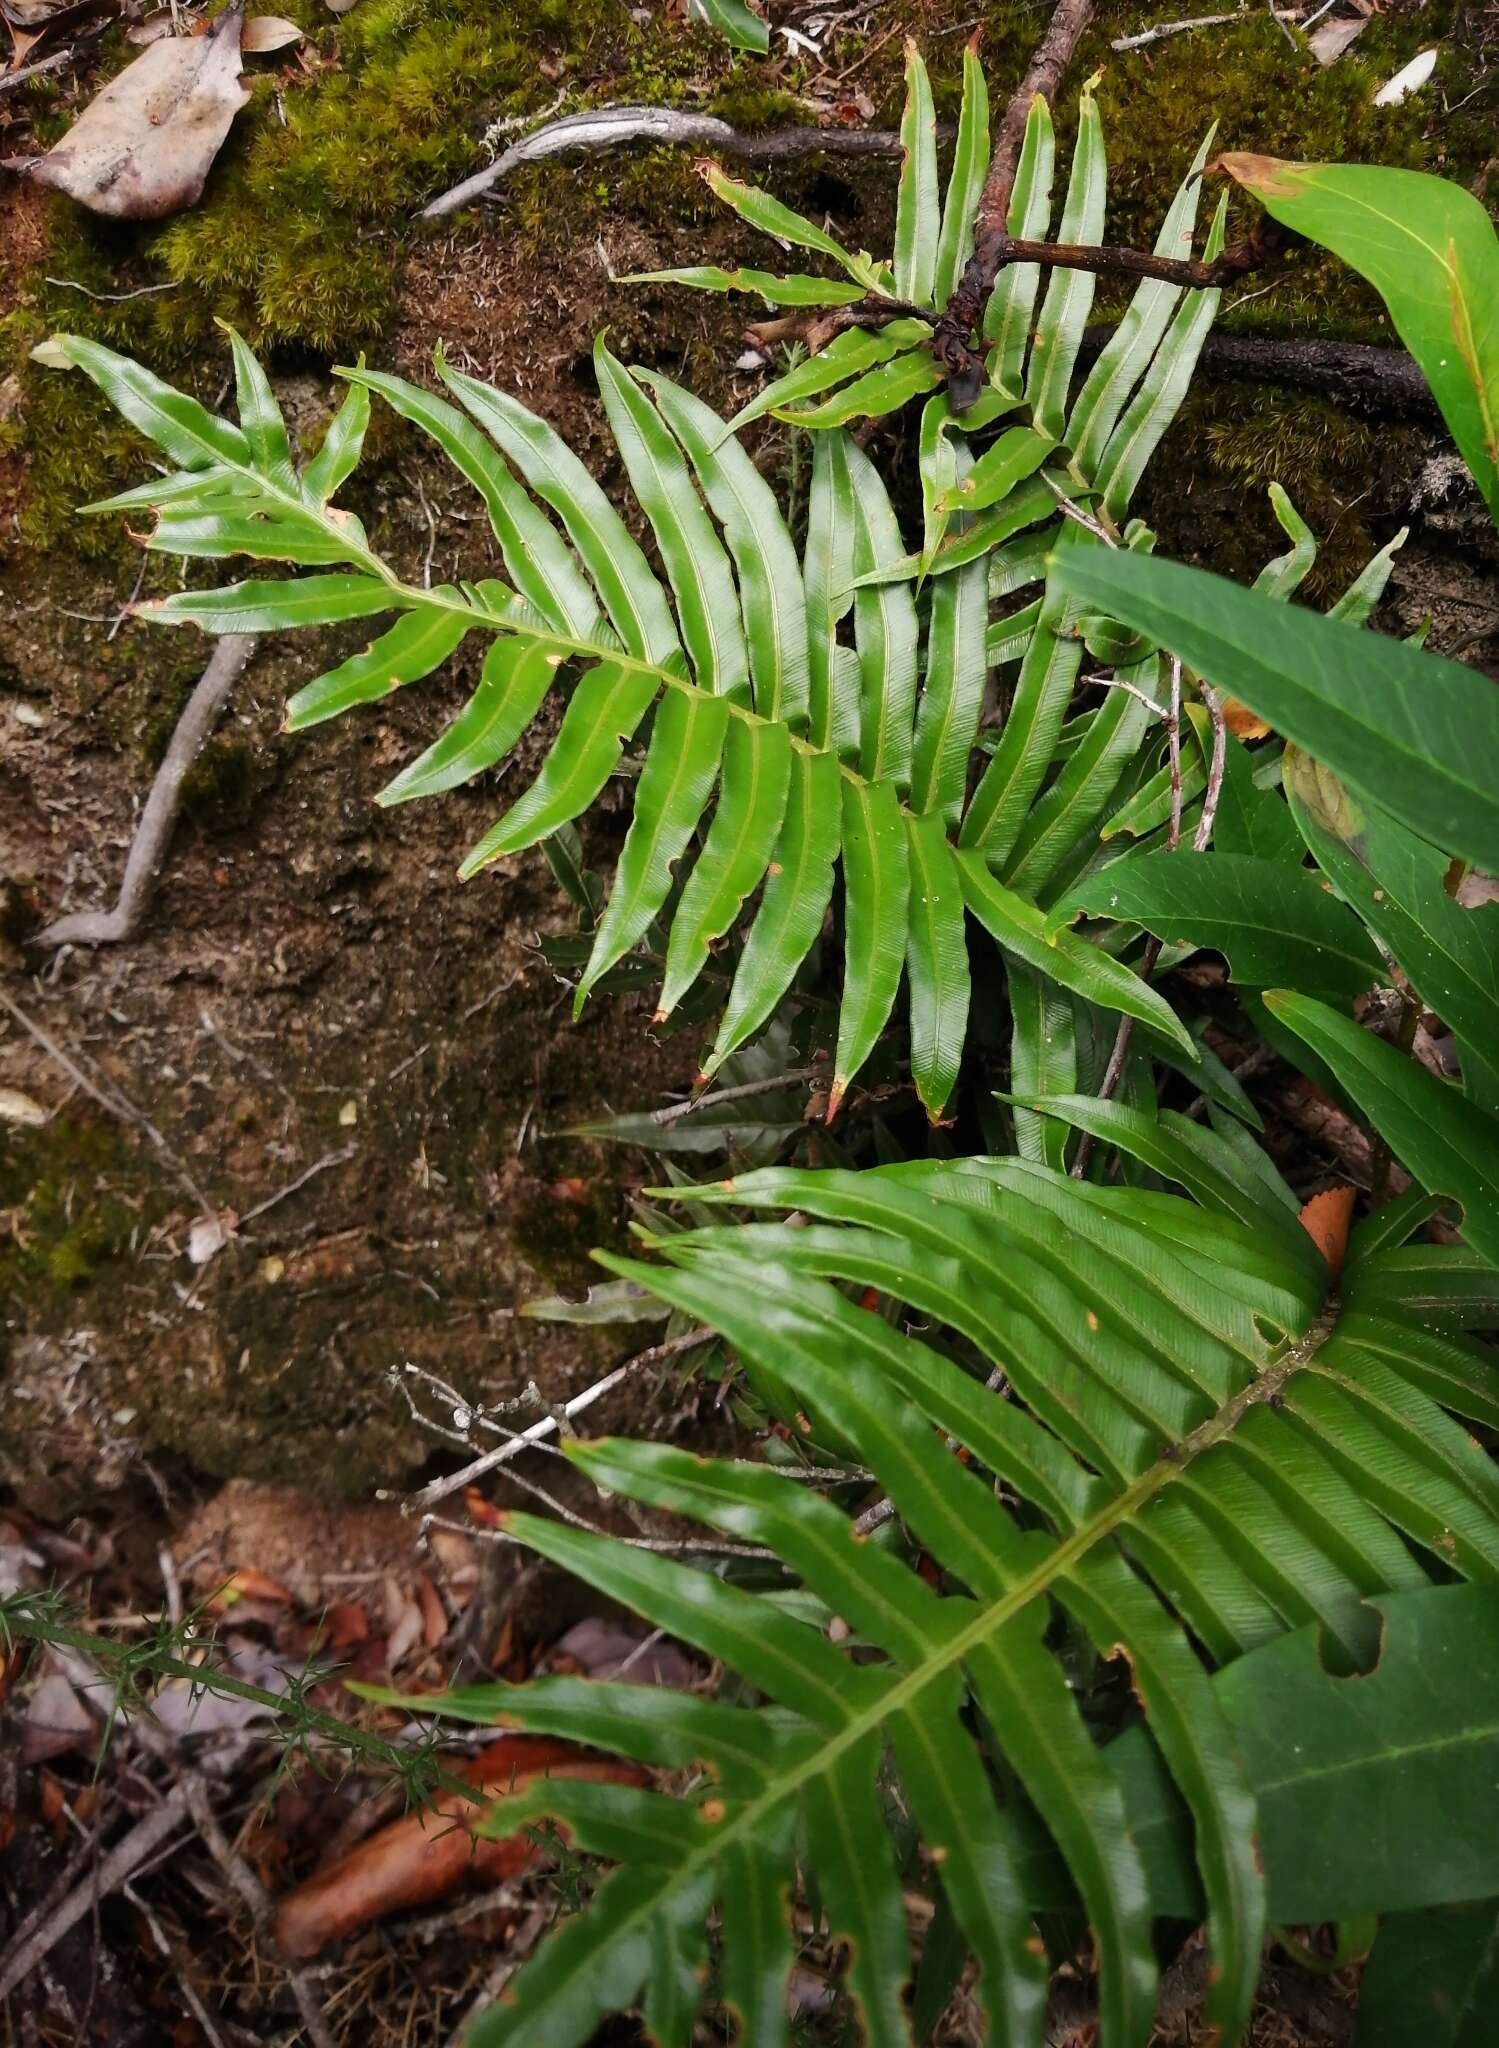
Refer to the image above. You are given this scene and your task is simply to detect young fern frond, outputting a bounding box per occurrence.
[363,1137,1497,2048]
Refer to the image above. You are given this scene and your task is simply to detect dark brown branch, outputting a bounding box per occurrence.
[985,216,1302,291]
[934,0,1097,406]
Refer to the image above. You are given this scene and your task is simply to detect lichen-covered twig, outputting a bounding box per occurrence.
[39,633,255,949]
[421,103,910,220]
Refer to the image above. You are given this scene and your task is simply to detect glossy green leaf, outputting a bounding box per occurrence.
[686,0,768,53]
[778,349,943,430]
[140,572,406,636]
[577,690,729,1007]
[1221,156,1499,520]
[984,95,1055,394]
[1008,962,1076,1171]
[1025,88,1105,441]
[343,366,603,641]
[658,717,792,1017]
[304,377,370,506]
[957,854,1197,1058]
[1329,525,1408,627]
[722,325,927,439]
[376,639,564,805]
[846,438,918,786]
[640,370,810,729]
[1266,991,1499,1266]
[622,265,865,306]
[904,810,969,1122]
[833,776,909,1112]
[1004,661,1157,898]
[438,357,681,666]
[1063,850,1385,1006]
[37,331,251,473]
[1051,550,1499,873]
[284,602,471,730]
[910,505,989,826]
[851,479,1056,589]
[706,747,841,1076]
[894,42,939,306]
[940,425,1056,515]
[595,340,750,702]
[459,660,660,874]
[147,506,362,566]
[1357,1900,1499,2048]
[932,41,990,306]
[223,324,296,493]
[1287,750,1499,1114]
[804,430,860,759]
[698,162,872,283]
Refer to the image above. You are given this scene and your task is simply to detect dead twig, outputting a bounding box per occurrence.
[38,635,256,949]
[0,1785,191,2003]
[0,48,73,94]
[238,1144,358,1229]
[421,103,910,219]
[1110,5,1304,50]
[403,1329,716,1514]
[651,1066,817,1128]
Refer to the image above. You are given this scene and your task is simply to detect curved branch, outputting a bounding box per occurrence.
[421,104,911,220]
[39,633,256,949]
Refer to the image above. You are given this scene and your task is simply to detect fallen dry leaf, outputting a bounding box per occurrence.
[1308,14,1367,62]
[1298,1183,1358,1280]
[1220,697,1272,742]
[240,12,302,51]
[208,1565,294,1610]
[272,1738,644,1958]
[25,1,250,220]
[0,1088,49,1128]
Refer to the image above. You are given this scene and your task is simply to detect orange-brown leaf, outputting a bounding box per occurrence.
[1299,1183,1357,1280]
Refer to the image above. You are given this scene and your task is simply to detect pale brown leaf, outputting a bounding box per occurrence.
[28,1,249,220]
[241,12,302,51]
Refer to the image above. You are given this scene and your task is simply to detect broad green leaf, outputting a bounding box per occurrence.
[343,367,603,641]
[1051,550,1499,873]
[1005,660,1157,899]
[904,811,969,1122]
[932,40,990,306]
[1252,481,1317,598]
[376,639,564,805]
[778,349,943,429]
[82,466,258,516]
[577,691,729,1007]
[894,42,939,305]
[804,430,860,758]
[959,544,1086,864]
[722,324,927,439]
[984,95,1055,394]
[957,854,1197,1058]
[916,395,957,569]
[846,438,918,787]
[37,332,251,473]
[1286,750,1499,1115]
[706,748,841,1076]
[224,324,297,494]
[1211,733,1300,866]
[1265,990,1499,1267]
[622,266,865,306]
[833,776,909,1113]
[438,358,681,667]
[1068,124,1215,478]
[985,595,1045,668]
[459,660,660,874]
[1357,1900,1499,2048]
[640,371,810,730]
[304,378,370,506]
[147,507,363,566]
[285,603,471,730]
[140,573,406,636]
[910,508,989,826]
[1220,157,1499,520]
[1094,194,1228,521]
[1063,850,1385,1006]
[805,1735,912,2048]
[658,718,792,1017]
[1025,88,1105,441]
[687,0,767,53]
[595,341,750,703]
[939,425,1055,515]
[850,478,1056,589]
[1008,961,1076,1171]
[698,162,872,284]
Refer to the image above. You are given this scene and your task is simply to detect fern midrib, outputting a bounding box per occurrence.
[502,1304,1339,2031]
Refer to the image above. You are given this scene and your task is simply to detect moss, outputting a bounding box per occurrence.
[0,1114,151,1310]
[704,81,810,131]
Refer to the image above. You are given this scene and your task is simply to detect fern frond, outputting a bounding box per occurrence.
[356,1147,1499,2047]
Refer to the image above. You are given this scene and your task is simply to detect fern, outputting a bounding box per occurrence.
[35,63,1235,1123]
[363,1129,1499,2048]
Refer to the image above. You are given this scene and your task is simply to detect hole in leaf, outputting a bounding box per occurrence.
[1315,1599,1385,1679]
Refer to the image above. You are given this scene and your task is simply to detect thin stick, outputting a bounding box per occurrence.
[652,1067,816,1128]
[1192,682,1229,854]
[1110,5,1305,50]
[422,103,910,219]
[120,1880,232,2048]
[239,1145,358,1228]
[403,1329,716,1514]
[0,1787,190,2002]
[39,636,256,949]
[0,47,72,92]
[181,1775,337,2048]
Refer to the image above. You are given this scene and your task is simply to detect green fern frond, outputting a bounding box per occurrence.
[356,1144,1498,2047]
